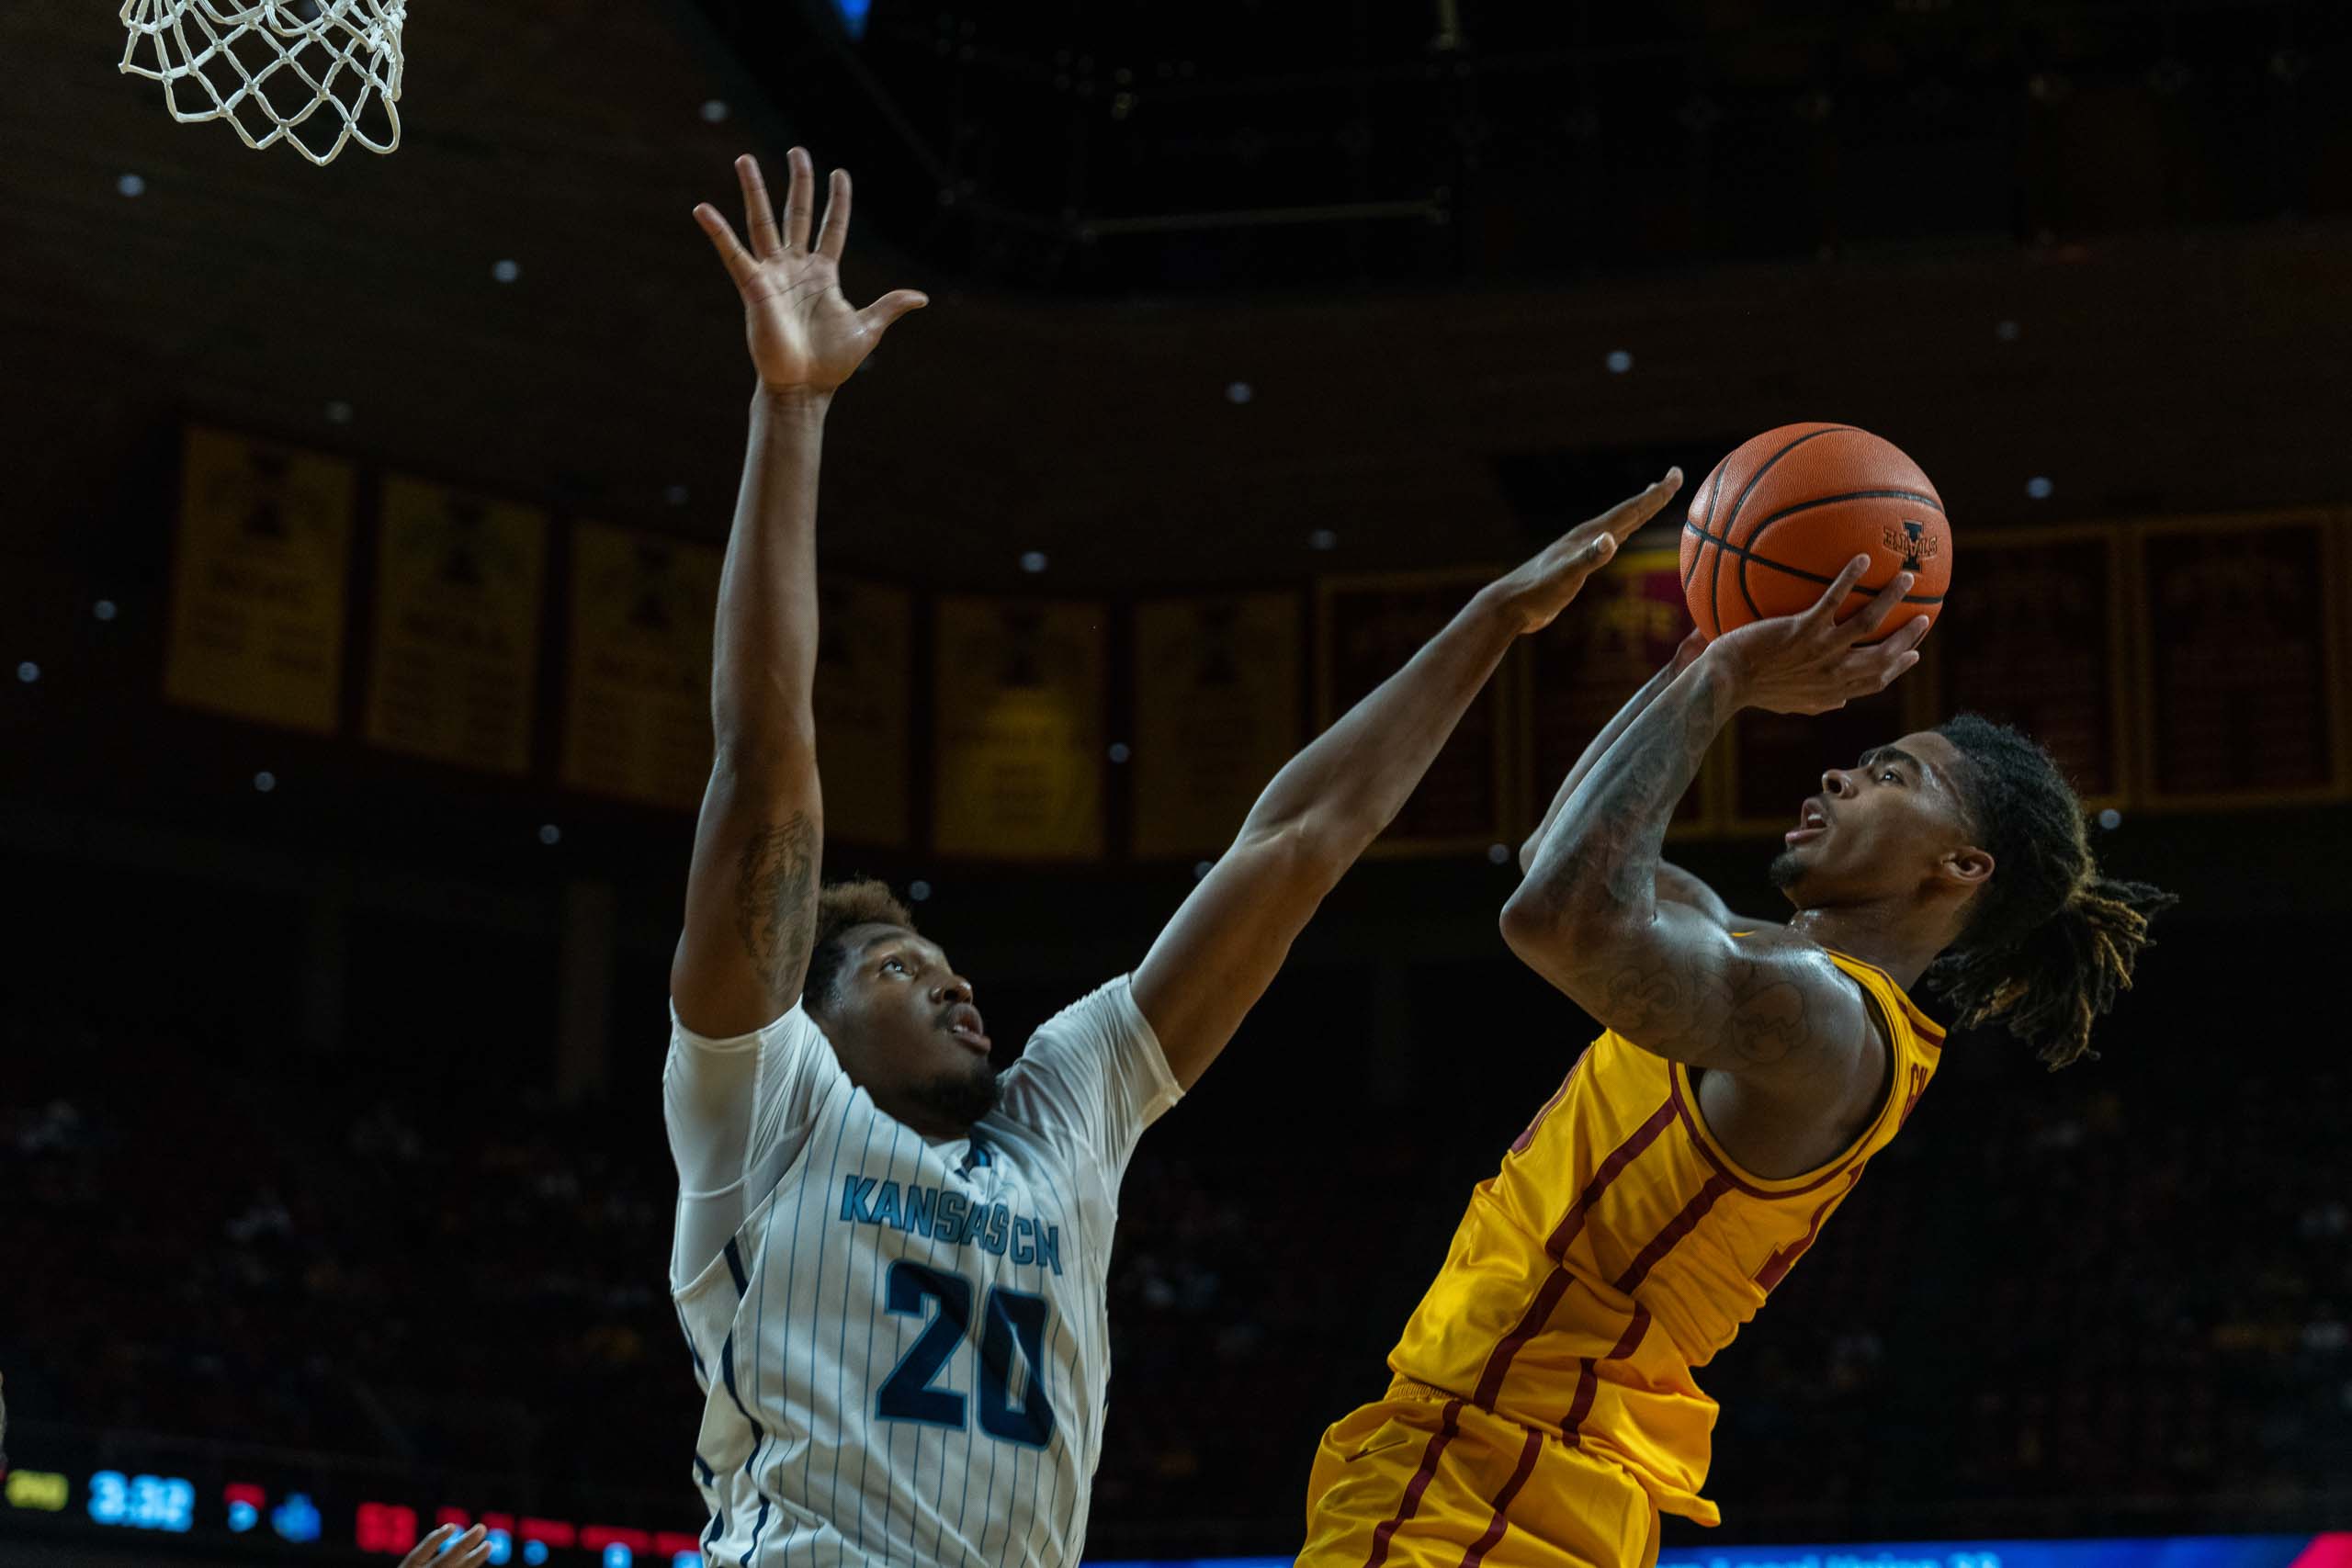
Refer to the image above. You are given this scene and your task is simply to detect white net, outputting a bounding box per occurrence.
[119,1,406,167]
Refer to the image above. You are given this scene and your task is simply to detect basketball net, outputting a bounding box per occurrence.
[119,1,406,167]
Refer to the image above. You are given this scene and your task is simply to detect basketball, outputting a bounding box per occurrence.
[1679,422,1951,643]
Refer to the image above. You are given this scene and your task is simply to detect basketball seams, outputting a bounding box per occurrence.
[1683,461,1727,591]
[1706,424,1856,644]
[1733,434,1902,624]
[1686,526,1946,604]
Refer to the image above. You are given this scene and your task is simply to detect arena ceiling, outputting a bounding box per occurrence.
[1,0,2347,608]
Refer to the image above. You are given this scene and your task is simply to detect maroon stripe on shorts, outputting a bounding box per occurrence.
[1454,1426,1545,1568]
[1468,1094,1677,1409]
[1362,1397,1465,1568]
[1562,1305,1652,1442]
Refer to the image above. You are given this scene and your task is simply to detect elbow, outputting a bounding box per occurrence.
[1233,816,1353,897]
[1499,886,1566,960]
[1500,884,1617,966]
[711,723,817,781]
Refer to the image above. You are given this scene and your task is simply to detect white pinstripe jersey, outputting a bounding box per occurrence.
[666,976,1181,1568]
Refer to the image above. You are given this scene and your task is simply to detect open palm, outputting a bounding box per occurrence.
[694,150,927,393]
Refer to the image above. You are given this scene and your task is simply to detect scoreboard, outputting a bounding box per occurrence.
[1,1452,704,1566]
[9,1448,2347,1568]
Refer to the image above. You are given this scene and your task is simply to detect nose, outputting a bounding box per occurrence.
[934,976,974,1008]
[1822,768,1856,798]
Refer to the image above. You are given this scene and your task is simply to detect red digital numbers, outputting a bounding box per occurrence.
[356,1501,419,1555]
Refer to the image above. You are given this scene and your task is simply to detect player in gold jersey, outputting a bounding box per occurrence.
[1302,555,2175,1568]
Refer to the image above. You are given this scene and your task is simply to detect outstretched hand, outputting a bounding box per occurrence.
[1489,468,1684,635]
[398,1525,493,1568]
[694,150,929,394]
[1704,555,1929,715]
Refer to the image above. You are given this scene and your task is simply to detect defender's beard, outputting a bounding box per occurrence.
[910,1057,1001,1133]
[1767,848,1805,892]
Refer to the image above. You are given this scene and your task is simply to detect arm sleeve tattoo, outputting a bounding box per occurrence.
[731,813,819,1002]
[1510,661,1853,1074]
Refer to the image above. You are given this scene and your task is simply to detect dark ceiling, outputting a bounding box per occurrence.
[697,0,2351,296]
[1,0,2347,621]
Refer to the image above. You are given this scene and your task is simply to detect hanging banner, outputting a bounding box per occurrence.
[1132,592,1304,859]
[560,522,721,811]
[1318,570,1509,853]
[362,476,548,774]
[813,579,913,849]
[163,426,356,734]
[932,596,1106,860]
[1521,549,1714,842]
[1930,525,2128,803]
[2134,512,2346,805]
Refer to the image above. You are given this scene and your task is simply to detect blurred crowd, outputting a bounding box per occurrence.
[4,986,2347,1549]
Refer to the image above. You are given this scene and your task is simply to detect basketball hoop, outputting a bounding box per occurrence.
[119,1,406,167]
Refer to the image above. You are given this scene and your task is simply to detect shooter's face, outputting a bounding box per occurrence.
[1769,730,1980,909]
[811,924,1001,1136]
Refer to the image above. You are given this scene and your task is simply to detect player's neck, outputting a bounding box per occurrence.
[1785,905,1946,992]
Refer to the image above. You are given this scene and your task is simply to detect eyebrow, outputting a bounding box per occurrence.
[860,932,943,969]
[1859,745,1937,786]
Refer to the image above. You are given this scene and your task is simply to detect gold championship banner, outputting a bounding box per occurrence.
[1318,570,1510,853]
[2132,511,2347,807]
[1521,549,1717,841]
[1132,592,1305,859]
[164,426,356,733]
[362,476,548,774]
[1930,526,2129,805]
[560,522,722,811]
[932,597,1106,860]
[814,579,914,849]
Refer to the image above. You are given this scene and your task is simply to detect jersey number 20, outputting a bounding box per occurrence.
[876,1260,1055,1449]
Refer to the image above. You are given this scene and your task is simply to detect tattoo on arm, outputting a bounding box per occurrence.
[732,814,818,1000]
[1579,949,1812,1065]
[1514,666,1851,1073]
[1521,662,1733,929]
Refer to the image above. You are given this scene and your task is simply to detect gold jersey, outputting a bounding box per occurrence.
[1385,948,1944,1526]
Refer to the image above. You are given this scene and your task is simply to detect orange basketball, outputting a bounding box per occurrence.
[1679,422,1951,644]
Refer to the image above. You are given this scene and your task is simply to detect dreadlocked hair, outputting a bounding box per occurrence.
[1924,714,2178,1071]
[801,878,916,1008]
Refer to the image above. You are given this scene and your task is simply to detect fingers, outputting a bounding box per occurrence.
[858,288,931,336]
[1592,467,1685,545]
[783,145,816,254]
[1845,568,1917,642]
[401,1524,490,1568]
[692,201,759,289]
[1804,554,1874,626]
[816,168,852,262]
[736,154,783,258]
[1841,613,1928,698]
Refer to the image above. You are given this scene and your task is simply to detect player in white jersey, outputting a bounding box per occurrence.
[662,147,1687,1568]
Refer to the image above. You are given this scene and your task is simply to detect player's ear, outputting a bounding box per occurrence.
[1939,844,1995,891]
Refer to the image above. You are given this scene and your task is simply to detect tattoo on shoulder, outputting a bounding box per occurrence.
[1724,971,1808,1066]
[734,814,818,999]
[1573,944,1820,1070]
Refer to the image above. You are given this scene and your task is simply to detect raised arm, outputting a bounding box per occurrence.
[1518,629,1734,925]
[1501,558,1927,1080]
[670,152,927,1039]
[1131,472,1684,1089]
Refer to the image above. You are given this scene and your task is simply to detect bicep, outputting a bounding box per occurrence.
[1131,824,1336,1089]
[1656,863,1738,927]
[1507,905,1863,1078]
[671,756,822,1041]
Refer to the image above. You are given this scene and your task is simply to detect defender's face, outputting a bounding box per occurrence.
[1771,729,1978,907]
[812,924,997,1121]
